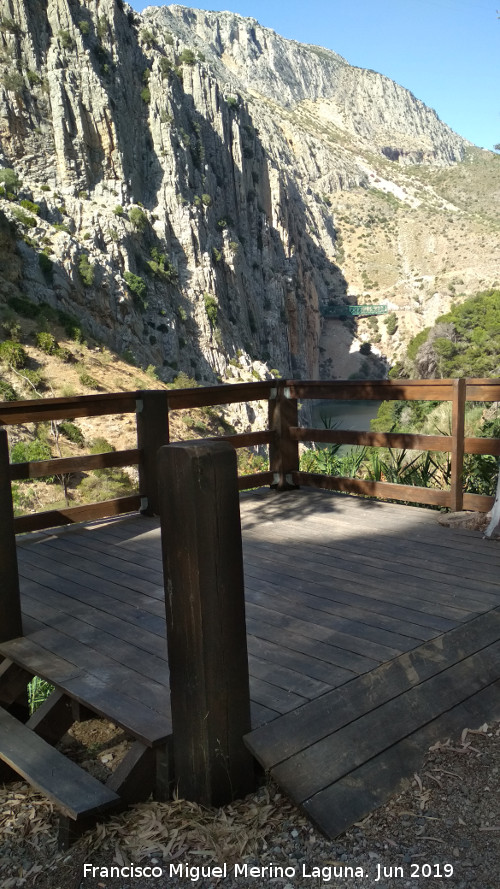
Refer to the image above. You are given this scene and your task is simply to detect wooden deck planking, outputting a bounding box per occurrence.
[4,488,500,751]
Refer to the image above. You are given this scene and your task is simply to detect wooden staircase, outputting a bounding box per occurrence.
[0,655,172,847]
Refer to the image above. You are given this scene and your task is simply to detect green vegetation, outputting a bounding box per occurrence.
[404,290,500,379]
[124,271,148,310]
[384,313,398,335]
[0,379,19,401]
[58,421,85,446]
[147,247,178,283]
[2,71,24,94]
[78,367,101,390]
[38,252,53,281]
[140,86,151,104]
[58,30,75,50]
[178,48,196,66]
[12,207,37,228]
[78,20,90,36]
[128,206,148,232]
[0,340,28,369]
[11,437,52,464]
[203,293,218,328]
[78,253,95,287]
[35,331,59,355]
[170,372,199,389]
[0,168,21,194]
[159,57,172,78]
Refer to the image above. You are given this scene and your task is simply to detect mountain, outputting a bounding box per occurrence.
[1,0,499,384]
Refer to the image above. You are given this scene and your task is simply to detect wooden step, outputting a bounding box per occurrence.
[0,707,119,820]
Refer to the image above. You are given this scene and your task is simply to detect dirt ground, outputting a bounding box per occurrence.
[1,717,499,889]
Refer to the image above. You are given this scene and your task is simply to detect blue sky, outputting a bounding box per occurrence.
[130,1,499,150]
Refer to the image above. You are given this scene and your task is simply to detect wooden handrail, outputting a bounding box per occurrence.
[2,377,499,532]
[290,428,453,453]
[9,448,141,481]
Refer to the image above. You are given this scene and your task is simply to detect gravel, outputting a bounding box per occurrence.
[1,719,499,889]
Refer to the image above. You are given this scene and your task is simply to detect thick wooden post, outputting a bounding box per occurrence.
[268,382,299,490]
[136,390,169,515]
[157,440,255,807]
[0,429,22,643]
[450,378,466,512]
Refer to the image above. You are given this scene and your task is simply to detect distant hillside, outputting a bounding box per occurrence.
[1,0,499,385]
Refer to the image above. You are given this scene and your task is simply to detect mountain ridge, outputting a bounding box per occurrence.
[0,0,498,386]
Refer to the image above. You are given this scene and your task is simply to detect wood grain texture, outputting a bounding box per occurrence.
[158,440,255,805]
[0,430,22,642]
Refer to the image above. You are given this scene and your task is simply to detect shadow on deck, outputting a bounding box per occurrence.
[1,488,500,840]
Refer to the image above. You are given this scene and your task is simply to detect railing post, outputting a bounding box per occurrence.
[0,429,23,642]
[450,378,466,512]
[157,440,255,807]
[268,381,299,490]
[136,390,170,515]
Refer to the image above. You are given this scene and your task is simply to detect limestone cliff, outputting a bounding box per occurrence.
[0,0,498,383]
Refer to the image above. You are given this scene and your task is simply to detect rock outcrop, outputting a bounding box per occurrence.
[0,0,498,382]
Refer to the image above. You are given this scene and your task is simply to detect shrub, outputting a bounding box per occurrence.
[0,169,21,194]
[78,253,95,287]
[58,420,85,445]
[140,86,150,104]
[384,313,398,335]
[113,205,123,216]
[39,252,53,281]
[78,20,90,36]
[20,199,40,215]
[203,292,218,328]
[78,368,101,390]
[171,372,198,389]
[90,437,114,454]
[226,96,239,109]
[2,71,24,93]
[11,438,52,463]
[58,30,74,50]
[7,295,39,318]
[140,29,154,48]
[128,207,148,232]
[178,48,196,66]
[359,342,372,355]
[0,340,28,368]
[159,57,172,78]
[36,331,59,354]
[124,271,148,310]
[0,379,19,401]
[201,193,212,207]
[12,208,37,228]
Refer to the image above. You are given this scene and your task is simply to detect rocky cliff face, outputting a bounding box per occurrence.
[0,0,498,383]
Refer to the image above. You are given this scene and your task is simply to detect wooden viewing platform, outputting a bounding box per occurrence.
[1,379,500,843]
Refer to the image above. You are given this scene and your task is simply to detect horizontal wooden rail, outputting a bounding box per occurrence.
[209,431,273,449]
[464,437,500,456]
[287,379,455,402]
[0,392,138,425]
[9,448,141,481]
[290,427,452,453]
[238,471,273,491]
[466,381,500,402]
[462,492,496,512]
[13,495,141,534]
[167,381,274,410]
[295,472,450,508]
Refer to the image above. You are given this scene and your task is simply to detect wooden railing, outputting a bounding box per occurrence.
[0,377,499,534]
